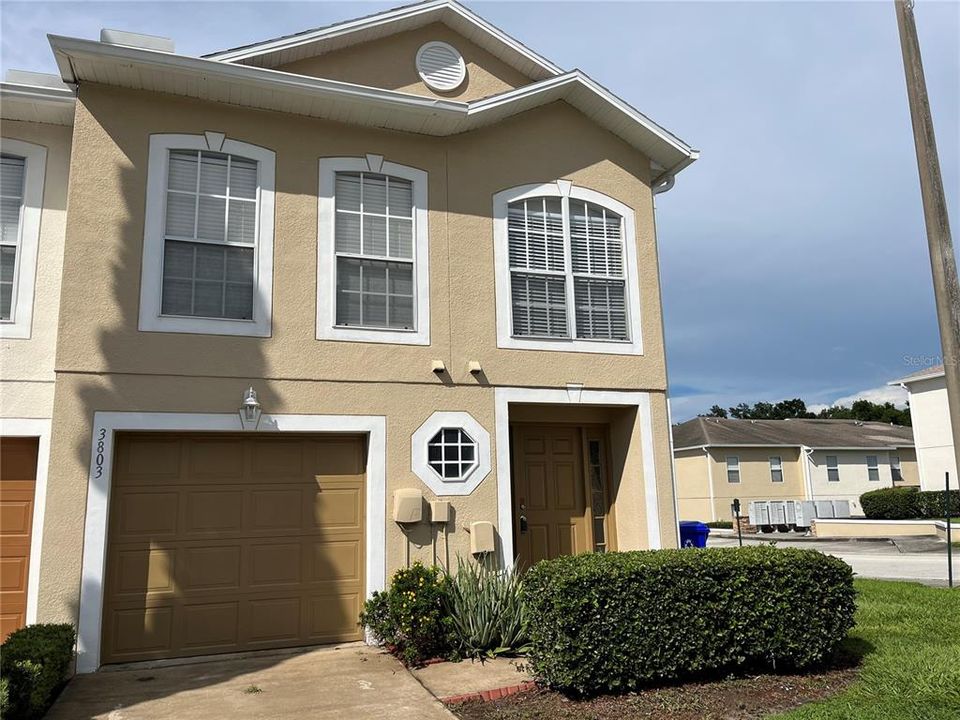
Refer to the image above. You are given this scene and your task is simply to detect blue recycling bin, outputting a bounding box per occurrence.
[678,520,710,548]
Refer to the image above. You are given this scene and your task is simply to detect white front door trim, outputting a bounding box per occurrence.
[76,411,386,674]
[0,417,52,626]
[494,387,662,568]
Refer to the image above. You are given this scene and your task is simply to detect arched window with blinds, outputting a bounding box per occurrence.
[494,182,642,355]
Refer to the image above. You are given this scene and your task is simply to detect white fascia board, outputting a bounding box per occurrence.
[0,82,74,103]
[48,34,468,115]
[888,369,945,385]
[204,0,563,79]
[673,443,801,452]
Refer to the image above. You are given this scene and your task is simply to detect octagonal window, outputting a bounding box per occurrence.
[427,427,477,480]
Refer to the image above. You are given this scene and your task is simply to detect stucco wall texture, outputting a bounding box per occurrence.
[0,120,72,419]
[37,81,678,626]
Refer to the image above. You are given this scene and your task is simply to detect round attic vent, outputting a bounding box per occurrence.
[416,41,466,92]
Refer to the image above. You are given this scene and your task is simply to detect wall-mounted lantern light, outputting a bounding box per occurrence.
[239,386,262,430]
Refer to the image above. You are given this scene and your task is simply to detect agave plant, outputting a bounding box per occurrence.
[443,555,530,659]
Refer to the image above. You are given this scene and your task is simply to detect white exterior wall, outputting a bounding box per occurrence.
[805,449,898,515]
[906,376,958,491]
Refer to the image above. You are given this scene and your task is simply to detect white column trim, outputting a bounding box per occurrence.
[0,417,52,625]
[494,387,663,568]
[75,411,386,674]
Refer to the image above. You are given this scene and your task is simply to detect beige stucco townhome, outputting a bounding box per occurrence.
[0,0,699,672]
[890,364,957,491]
[673,417,917,521]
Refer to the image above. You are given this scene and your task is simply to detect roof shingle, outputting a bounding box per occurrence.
[673,417,914,450]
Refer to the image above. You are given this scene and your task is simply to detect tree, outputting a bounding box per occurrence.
[703,405,728,418]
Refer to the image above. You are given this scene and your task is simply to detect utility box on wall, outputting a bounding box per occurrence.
[393,489,422,523]
[469,521,495,555]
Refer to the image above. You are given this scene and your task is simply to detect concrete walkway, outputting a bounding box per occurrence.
[411,657,533,703]
[709,535,955,586]
[47,644,455,720]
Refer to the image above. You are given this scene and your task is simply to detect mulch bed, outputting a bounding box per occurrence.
[450,666,859,720]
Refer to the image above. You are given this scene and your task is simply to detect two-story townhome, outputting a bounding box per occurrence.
[0,0,698,671]
[673,417,918,521]
[890,365,958,491]
[0,70,75,641]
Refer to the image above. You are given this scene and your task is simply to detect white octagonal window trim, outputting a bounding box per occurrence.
[412,411,490,496]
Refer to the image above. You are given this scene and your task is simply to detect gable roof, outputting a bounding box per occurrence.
[48,30,698,181]
[203,0,562,81]
[0,71,75,126]
[889,364,945,386]
[673,417,914,451]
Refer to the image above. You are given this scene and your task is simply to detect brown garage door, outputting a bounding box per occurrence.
[0,437,39,642]
[102,433,366,664]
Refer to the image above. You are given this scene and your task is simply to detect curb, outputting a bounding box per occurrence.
[441,681,537,704]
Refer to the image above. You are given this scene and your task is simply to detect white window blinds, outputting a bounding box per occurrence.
[161,150,258,320]
[334,171,415,330]
[0,154,25,321]
[507,196,628,341]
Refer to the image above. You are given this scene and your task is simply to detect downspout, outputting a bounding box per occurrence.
[801,446,815,501]
[704,446,716,521]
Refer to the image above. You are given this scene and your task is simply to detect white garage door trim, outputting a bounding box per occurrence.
[76,412,386,674]
[0,417,52,626]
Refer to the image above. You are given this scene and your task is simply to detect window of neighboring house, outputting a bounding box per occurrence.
[769,456,784,483]
[891,455,903,482]
[866,455,880,482]
[317,157,429,345]
[0,140,46,339]
[493,182,643,354]
[726,456,741,484]
[826,455,840,482]
[139,134,275,337]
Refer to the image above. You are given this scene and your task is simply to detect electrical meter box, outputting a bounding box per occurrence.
[470,521,495,554]
[429,500,450,523]
[393,489,422,523]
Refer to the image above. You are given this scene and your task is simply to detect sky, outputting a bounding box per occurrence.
[2,0,957,420]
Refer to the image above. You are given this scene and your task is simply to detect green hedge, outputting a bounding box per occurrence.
[861,487,960,519]
[860,487,921,519]
[0,624,75,719]
[522,547,855,695]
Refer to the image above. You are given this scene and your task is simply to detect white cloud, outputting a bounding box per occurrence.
[808,384,908,413]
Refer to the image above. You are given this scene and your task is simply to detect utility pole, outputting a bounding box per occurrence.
[895,0,960,489]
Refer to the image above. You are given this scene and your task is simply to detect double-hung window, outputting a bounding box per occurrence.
[494,182,642,354]
[826,455,840,482]
[318,157,429,345]
[0,139,46,339]
[866,455,880,482]
[769,456,784,483]
[890,455,902,482]
[139,134,275,336]
[726,456,741,484]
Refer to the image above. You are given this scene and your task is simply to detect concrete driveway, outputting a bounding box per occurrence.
[709,534,955,586]
[47,644,454,720]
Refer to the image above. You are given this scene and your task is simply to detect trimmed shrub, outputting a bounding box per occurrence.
[860,486,921,519]
[706,521,733,529]
[916,489,960,519]
[0,623,75,719]
[359,562,453,666]
[442,556,529,659]
[522,547,855,695]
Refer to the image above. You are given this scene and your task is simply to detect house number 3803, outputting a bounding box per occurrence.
[94,428,106,478]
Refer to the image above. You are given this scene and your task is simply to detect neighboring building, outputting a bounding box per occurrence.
[0,1,698,670]
[0,71,75,640]
[673,417,917,521]
[890,364,957,491]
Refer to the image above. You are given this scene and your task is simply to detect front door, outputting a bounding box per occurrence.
[0,437,39,641]
[512,424,601,569]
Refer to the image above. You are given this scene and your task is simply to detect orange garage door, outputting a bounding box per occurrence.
[102,433,366,664]
[0,437,39,642]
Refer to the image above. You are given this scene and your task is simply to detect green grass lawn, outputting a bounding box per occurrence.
[774,579,960,719]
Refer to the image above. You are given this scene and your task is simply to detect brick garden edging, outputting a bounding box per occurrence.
[441,680,537,704]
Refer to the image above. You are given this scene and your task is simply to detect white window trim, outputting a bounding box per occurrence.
[769,455,784,483]
[866,454,880,482]
[826,455,840,482]
[317,156,430,345]
[412,411,490,496]
[139,133,275,337]
[492,181,643,355]
[75,410,386,674]
[0,138,47,339]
